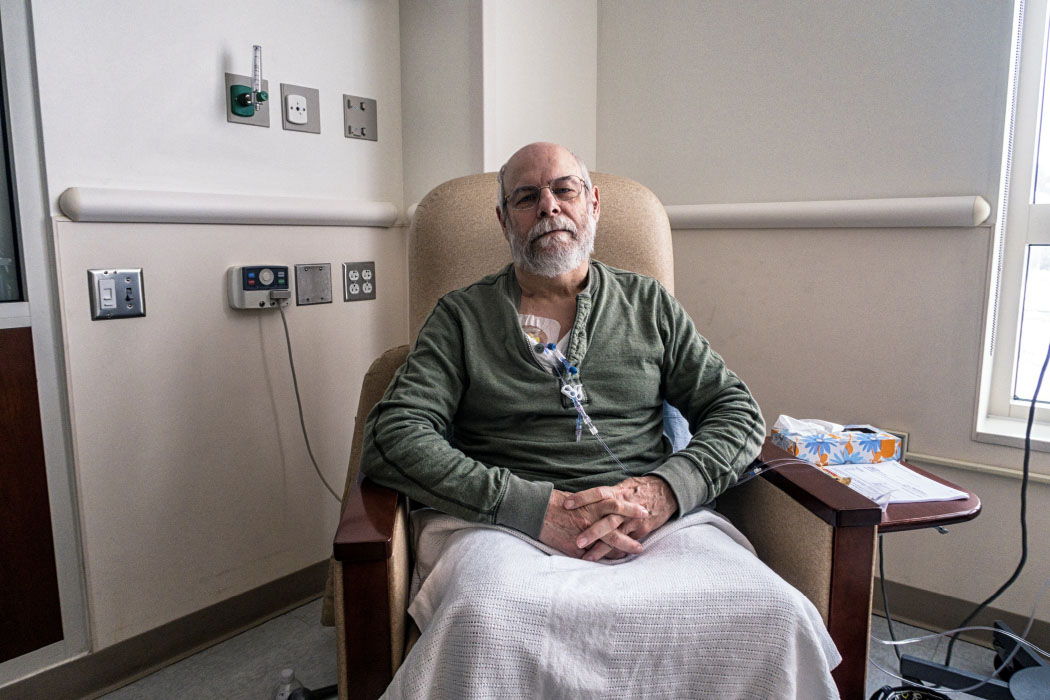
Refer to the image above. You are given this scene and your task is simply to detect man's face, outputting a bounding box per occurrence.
[498,144,600,278]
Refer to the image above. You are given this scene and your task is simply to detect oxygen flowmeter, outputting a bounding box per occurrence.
[227,265,290,309]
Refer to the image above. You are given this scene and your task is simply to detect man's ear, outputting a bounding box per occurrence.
[591,185,601,222]
[496,205,510,240]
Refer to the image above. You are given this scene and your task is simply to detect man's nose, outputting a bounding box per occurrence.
[537,188,561,218]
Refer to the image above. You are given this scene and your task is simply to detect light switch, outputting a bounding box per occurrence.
[99,279,116,309]
[88,268,145,320]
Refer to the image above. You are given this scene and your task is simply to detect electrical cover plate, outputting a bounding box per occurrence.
[88,268,145,320]
[295,263,332,305]
[343,95,377,141]
[343,261,376,301]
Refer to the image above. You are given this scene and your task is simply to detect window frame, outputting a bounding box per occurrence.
[977,0,1050,451]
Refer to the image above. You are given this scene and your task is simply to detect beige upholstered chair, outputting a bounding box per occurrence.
[325,173,883,700]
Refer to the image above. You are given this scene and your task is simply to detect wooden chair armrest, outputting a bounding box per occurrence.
[334,475,403,563]
[332,476,411,700]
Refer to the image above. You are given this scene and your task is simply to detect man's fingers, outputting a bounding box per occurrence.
[583,541,615,562]
[575,514,623,549]
[598,528,644,556]
[564,488,649,519]
[563,486,615,509]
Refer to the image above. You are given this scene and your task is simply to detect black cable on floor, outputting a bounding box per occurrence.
[944,337,1050,666]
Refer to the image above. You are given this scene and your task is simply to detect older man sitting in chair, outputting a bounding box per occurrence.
[360,142,841,699]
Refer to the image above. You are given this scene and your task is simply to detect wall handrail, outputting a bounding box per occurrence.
[665,195,991,230]
[58,187,400,227]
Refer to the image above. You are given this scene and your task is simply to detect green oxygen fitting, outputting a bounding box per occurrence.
[230,45,269,117]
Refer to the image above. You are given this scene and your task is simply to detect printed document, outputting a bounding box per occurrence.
[821,460,968,507]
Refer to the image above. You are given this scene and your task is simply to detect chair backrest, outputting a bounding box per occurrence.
[407,172,674,339]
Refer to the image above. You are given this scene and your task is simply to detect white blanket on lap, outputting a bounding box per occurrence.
[381,509,841,700]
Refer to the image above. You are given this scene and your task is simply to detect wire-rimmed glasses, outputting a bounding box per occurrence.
[505,175,588,210]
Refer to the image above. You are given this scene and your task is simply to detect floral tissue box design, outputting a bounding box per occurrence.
[771,424,901,466]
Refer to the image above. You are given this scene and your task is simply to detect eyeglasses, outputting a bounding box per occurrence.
[505,175,588,210]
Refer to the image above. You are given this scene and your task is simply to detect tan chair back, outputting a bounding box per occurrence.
[407,172,674,339]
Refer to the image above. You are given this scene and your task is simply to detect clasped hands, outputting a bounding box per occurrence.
[538,475,677,562]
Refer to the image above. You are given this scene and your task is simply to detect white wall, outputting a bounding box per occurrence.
[399,0,597,207]
[400,0,483,207]
[32,0,403,207]
[27,0,408,650]
[481,0,597,172]
[597,1,1008,207]
[597,0,1050,622]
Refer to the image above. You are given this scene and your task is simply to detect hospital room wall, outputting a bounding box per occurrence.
[595,1,1050,628]
[26,0,407,651]
[399,0,597,207]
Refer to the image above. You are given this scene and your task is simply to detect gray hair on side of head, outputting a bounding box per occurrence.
[497,149,593,218]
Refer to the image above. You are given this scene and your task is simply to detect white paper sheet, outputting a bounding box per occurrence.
[821,460,969,507]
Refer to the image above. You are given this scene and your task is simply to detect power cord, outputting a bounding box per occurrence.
[878,533,902,663]
[943,336,1049,666]
[274,298,341,502]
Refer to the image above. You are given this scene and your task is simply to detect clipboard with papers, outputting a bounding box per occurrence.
[818,459,969,508]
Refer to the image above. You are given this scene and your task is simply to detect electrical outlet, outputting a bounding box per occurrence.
[295,263,332,305]
[343,261,376,301]
[343,95,377,141]
[280,83,320,133]
[885,429,910,458]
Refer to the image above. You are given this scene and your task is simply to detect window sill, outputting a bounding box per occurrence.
[974,414,1050,453]
[0,301,30,329]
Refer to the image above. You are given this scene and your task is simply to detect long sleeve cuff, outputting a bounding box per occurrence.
[649,454,711,517]
[495,476,553,539]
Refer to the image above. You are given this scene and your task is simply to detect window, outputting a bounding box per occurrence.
[0,82,21,303]
[979,0,1050,448]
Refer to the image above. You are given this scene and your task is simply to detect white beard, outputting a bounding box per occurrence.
[507,212,596,278]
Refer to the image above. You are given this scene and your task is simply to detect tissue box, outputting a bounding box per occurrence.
[771,424,901,465]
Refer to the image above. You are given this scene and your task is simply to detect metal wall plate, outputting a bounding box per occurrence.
[294,263,332,305]
[225,73,270,127]
[342,261,376,301]
[88,268,145,320]
[343,95,377,141]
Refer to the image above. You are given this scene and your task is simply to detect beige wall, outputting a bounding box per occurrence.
[54,221,406,648]
[597,0,1049,622]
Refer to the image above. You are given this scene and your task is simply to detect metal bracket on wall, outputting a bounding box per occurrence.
[295,263,332,305]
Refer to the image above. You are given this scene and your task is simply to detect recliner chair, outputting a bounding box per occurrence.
[324,172,883,700]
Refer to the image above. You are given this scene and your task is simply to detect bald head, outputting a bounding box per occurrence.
[497,142,593,219]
